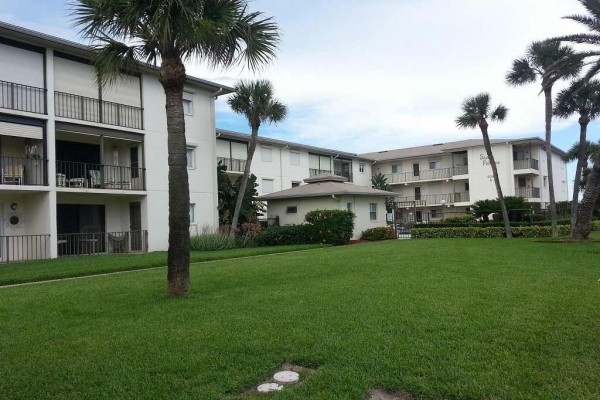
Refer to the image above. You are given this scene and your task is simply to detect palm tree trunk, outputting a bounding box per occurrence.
[573,162,600,240]
[544,87,558,237]
[480,124,512,238]
[229,126,258,238]
[160,55,190,298]
[570,118,588,238]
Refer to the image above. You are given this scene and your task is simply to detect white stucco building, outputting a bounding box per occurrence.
[0,21,233,261]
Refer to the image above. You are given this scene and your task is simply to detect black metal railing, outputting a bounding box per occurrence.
[0,80,46,114]
[54,91,143,129]
[516,187,541,198]
[0,156,48,186]
[395,191,470,205]
[217,156,246,173]
[514,158,539,170]
[56,160,145,190]
[334,170,353,182]
[309,168,332,177]
[57,230,148,257]
[0,234,50,263]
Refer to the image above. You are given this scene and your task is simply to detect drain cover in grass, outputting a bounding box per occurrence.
[273,371,300,384]
[257,383,284,393]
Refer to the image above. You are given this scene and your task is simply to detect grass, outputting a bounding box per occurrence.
[0,244,325,286]
[0,238,599,399]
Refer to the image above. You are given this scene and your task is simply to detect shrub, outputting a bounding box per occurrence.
[412,225,570,239]
[255,224,317,246]
[415,219,571,229]
[305,210,355,246]
[592,220,600,231]
[190,232,238,251]
[361,226,395,241]
[441,214,476,223]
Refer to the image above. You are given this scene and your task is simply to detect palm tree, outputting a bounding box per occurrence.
[72,0,279,298]
[227,80,287,238]
[456,93,512,238]
[506,41,583,237]
[554,79,600,237]
[371,173,391,191]
[573,141,600,239]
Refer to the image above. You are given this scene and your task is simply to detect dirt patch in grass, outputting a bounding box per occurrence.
[367,388,419,400]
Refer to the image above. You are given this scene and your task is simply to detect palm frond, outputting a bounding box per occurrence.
[506,58,537,86]
[227,79,287,129]
[491,105,508,122]
[91,38,144,86]
[455,114,478,129]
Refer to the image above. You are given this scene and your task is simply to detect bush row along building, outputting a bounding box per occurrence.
[0,22,568,261]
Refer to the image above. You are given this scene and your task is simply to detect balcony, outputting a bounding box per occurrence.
[0,156,48,186]
[56,160,146,191]
[516,187,541,199]
[0,234,51,263]
[386,166,469,184]
[309,168,332,177]
[395,191,470,206]
[54,91,143,130]
[57,230,148,257]
[0,80,46,114]
[217,156,246,173]
[514,158,539,171]
[334,170,353,182]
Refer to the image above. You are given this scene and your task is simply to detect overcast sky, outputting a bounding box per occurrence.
[1,0,598,187]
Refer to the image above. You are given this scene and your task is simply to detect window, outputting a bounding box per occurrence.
[186,147,195,169]
[431,209,439,219]
[369,203,377,221]
[189,204,196,224]
[413,163,420,176]
[518,177,527,188]
[392,164,402,174]
[130,147,139,178]
[291,181,301,188]
[416,211,423,223]
[544,176,548,188]
[261,147,272,162]
[286,206,297,214]
[290,151,301,166]
[429,161,441,170]
[359,163,365,173]
[465,182,470,192]
[414,187,421,201]
[261,178,274,193]
[347,202,353,212]
[183,92,194,115]
[513,150,525,161]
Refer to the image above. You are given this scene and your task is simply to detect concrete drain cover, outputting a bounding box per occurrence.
[273,370,300,384]
[257,383,284,393]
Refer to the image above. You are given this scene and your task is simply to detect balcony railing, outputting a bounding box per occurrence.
[516,187,541,199]
[0,156,48,186]
[334,170,353,182]
[0,234,50,263]
[514,158,539,171]
[386,166,469,184]
[0,80,46,114]
[54,91,143,130]
[395,191,470,205]
[309,168,332,177]
[58,230,148,257]
[56,160,145,191]
[217,156,246,173]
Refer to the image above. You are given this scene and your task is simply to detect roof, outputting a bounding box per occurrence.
[217,129,373,160]
[0,21,235,95]
[361,137,567,161]
[258,174,396,200]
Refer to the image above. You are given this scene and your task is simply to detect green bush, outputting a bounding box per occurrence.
[305,210,355,246]
[361,226,395,241]
[441,214,476,223]
[416,219,570,229]
[592,220,600,231]
[255,224,317,246]
[412,225,570,239]
[190,233,239,251]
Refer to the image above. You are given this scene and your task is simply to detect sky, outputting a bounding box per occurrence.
[1,0,598,189]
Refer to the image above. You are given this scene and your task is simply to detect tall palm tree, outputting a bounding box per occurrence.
[72,0,279,298]
[554,79,600,237]
[227,80,287,238]
[456,93,512,238]
[572,141,600,239]
[506,41,583,237]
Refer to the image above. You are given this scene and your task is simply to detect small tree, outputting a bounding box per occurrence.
[371,173,391,191]
[472,199,501,222]
[217,163,263,227]
[456,93,512,237]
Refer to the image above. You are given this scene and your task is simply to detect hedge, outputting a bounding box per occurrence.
[255,224,317,246]
[361,226,395,241]
[415,219,571,229]
[412,225,570,239]
[305,210,355,246]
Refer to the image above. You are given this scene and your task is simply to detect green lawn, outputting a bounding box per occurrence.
[0,239,599,399]
[0,244,325,286]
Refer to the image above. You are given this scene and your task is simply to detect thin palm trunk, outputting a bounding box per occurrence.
[161,56,190,297]
[544,87,558,237]
[570,119,589,237]
[573,162,600,240]
[229,126,258,238]
[480,123,512,238]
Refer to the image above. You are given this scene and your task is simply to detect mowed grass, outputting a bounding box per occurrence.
[0,244,325,286]
[1,239,599,399]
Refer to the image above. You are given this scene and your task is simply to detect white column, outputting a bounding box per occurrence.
[45,48,58,258]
